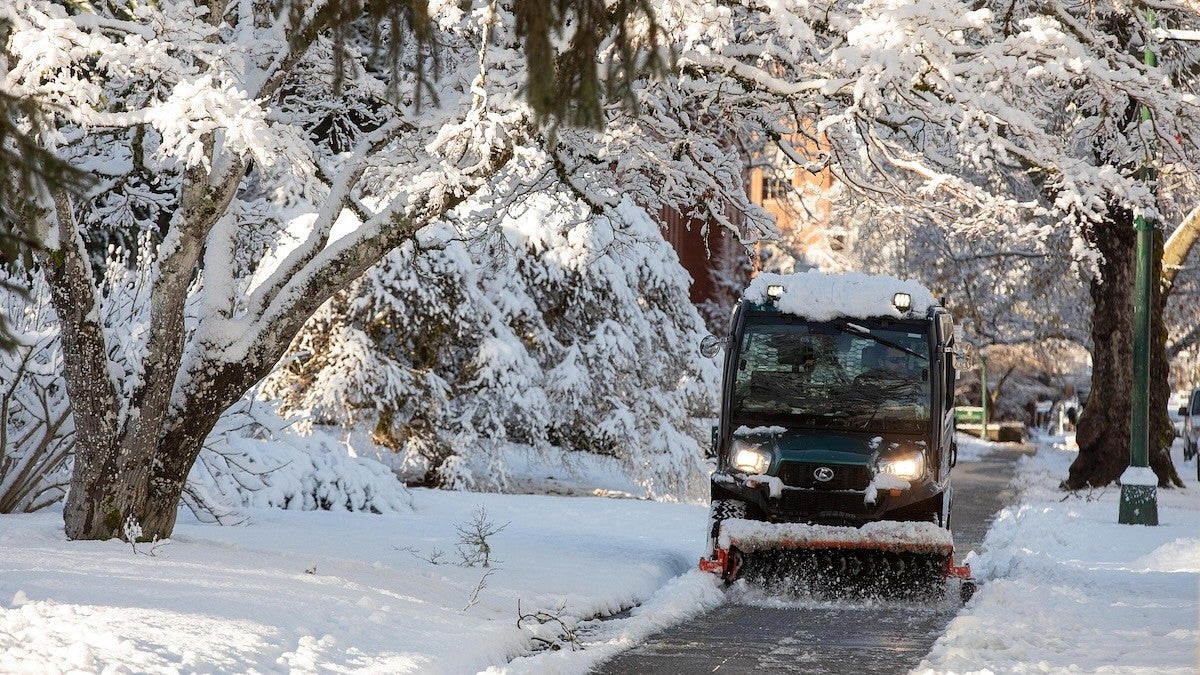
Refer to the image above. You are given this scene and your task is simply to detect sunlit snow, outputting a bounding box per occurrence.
[3,434,1197,672]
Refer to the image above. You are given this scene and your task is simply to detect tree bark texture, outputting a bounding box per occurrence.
[1066,205,1182,489]
[1149,229,1183,487]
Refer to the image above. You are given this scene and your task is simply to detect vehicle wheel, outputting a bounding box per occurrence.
[960,580,976,604]
[1187,438,1198,462]
[915,491,951,529]
[706,499,748,554]
[938,487,953,531]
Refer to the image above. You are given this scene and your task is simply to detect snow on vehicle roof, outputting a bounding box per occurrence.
[743,271,937,321]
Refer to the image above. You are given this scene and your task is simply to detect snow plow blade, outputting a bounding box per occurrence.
[700,520,975,602]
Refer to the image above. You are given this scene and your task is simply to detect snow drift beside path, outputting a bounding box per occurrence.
[917,435,1200,674]
[0,490,717,674]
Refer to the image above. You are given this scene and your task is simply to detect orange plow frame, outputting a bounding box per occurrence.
[700,534,974,600]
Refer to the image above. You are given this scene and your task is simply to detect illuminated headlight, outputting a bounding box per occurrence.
[892,292,912,311]
[877,453,926,480]
[731,441,772,474]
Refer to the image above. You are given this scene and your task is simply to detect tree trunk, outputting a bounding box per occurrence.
[33,44,503,540]
[1149,229,1183,487]
[1066,205,1182,489]
[59,364,249,540]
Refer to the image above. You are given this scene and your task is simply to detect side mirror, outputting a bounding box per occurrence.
[1180,407,1188,417]
[700,334,727,359]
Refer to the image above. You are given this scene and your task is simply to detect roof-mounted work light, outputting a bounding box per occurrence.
[892,292,912,311]
[766,284,785,301]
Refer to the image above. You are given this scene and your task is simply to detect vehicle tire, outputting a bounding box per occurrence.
[1187,438,1198,462]
[938,487,953,531]
[706,499,748,554]
[960,580,976,604]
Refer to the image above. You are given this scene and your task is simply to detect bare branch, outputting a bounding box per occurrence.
[1162,203,1200,293]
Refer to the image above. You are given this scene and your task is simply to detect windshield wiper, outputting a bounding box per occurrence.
[836,321,927,361]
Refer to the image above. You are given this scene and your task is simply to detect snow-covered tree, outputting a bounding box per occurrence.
[847,206,1089,342]
[0,268,72,512]
[2,0,771,539]
[1164,206,1200,379]
[660,0,1200,487]
[492,191,716,499]
[267,171,716,499]
[1,252,410,519]
[10,0,1199,541]
[264,226,550,490]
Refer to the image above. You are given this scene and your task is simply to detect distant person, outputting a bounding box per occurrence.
[1062,384,1079,432]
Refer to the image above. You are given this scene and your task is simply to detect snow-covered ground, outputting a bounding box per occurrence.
[918,433,1200,674]
[2,433,1197,673]
[0,490,722,674]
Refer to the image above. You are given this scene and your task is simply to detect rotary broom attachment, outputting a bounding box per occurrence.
[700,520,976,602]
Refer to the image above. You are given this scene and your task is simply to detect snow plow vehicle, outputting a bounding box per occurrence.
[698,272,974,602]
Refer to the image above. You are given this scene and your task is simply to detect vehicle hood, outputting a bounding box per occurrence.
[733,426,927,466]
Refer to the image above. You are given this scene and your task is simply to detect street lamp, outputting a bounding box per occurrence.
[1119,210,1159,525]
[1118,12,1176,526]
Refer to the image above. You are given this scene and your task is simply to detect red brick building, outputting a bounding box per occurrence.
[658,131,845,331]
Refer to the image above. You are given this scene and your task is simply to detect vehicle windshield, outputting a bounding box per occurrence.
[731,318,931,432]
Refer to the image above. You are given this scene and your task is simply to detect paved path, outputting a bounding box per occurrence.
[593,443,1035,674]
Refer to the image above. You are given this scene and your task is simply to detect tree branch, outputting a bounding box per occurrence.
[1162,203,1200,293]
[1167,321,1200,359]
[245,117,412,319]
[123,152,245,453]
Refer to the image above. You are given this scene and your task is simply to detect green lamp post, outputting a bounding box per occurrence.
[1118,16,1160,526]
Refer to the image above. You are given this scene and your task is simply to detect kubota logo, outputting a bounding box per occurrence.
[813,467,835,482]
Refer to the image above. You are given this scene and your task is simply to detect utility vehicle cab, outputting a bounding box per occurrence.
[703,272,958,533]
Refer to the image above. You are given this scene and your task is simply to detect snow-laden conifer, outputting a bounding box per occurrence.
[268,167,717,499]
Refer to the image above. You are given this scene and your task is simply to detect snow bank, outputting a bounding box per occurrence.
[917,436,1200,674]
[744,271,937,321]
[0,490,711,674]
[953,432,1001,462]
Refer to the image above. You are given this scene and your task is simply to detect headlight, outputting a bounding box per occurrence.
[877,452,926,480]
[731,440,771,474]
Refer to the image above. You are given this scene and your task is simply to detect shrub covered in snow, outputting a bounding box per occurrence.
[190,397,412,519]
[266,178,718,500]
[0,270,72,513]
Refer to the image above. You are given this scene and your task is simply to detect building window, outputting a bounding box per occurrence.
[762,175,791,201]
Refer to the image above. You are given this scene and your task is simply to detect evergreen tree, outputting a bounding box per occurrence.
[269,172,716,499]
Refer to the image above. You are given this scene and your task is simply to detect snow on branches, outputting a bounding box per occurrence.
[662,0,1200,274]
[2,0,751,536]
[8,0,1193,538]
[266,177,717,500]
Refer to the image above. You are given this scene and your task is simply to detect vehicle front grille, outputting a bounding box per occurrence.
[778,462,871,490]
[775,490,870,518]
